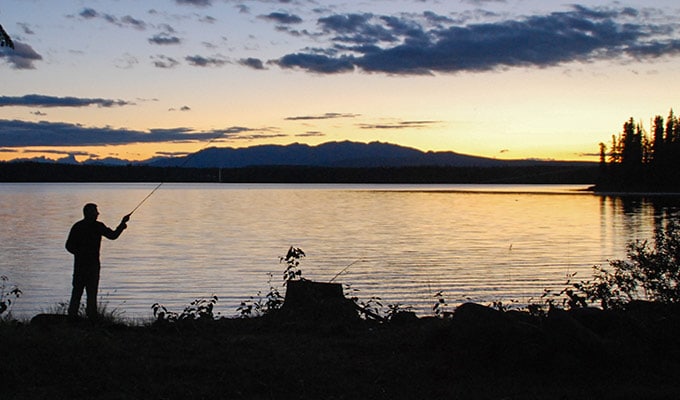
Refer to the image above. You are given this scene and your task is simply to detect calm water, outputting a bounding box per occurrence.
[2,183,679,320]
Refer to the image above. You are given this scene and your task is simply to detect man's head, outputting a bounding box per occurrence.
[83,203,99,220]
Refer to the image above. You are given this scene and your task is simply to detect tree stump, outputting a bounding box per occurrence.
[282,280,358,323]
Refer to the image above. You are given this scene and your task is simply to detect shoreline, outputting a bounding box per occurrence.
[4,300,680,399]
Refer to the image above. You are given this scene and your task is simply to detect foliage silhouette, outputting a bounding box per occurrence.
[599,108,680,191]
[0,276,21,319]
[152,295,219,323]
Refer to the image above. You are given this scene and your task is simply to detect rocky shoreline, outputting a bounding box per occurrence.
[3,299,680,399]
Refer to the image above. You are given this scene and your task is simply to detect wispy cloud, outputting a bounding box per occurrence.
[359,120,440,130]
[260,12,304,25]
[175,0,212,7]
[273,6,680,75]
[239,57,266,70]
[285,112,360,121]
[148,33,182,45]
[151,55,181,68]
[0,119,294,148]
[0,120,264,147]
[0,42,43,69]
[295,131,326,137]
[185,54,227,67]
[78,8,148,30]
[0,94,133,108]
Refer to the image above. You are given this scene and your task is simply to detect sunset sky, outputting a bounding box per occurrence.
[2,0,680,162]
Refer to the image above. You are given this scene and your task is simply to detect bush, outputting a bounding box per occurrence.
[152,295,219,323]
[575,220,680,309]
[0,276,21,320]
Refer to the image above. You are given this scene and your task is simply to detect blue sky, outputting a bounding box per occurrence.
[2,0,680,162]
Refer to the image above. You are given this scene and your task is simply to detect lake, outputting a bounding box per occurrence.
[1,183,679,321]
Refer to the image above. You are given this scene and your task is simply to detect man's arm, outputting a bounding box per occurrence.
[101,214,130,240]
[65,224,78,254]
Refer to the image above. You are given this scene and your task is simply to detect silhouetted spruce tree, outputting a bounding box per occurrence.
[601,109,680,191]
[652,115,665,166]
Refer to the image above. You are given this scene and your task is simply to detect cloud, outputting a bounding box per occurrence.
[239,57,265,69]
[0,120,259,147]
[273,6,680,75]
[148,33,182,45]
[78,8,147,30]
[260,12,303,25]
[199,15,217,24]
[285,112,360,120]
[79,8,98,19]
[176,0,212,6]
[359,120,440,130]
[114,53,139,69]
[295,131,325,137]
[22,149,94,157]
[151,55,180,68]
[185,54,227,67]
[0,41,43,69]
[0,94,132,108]
[275,53,355,73]
[17,23,35,35]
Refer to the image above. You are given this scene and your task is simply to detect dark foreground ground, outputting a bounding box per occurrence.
[3,302,680,400]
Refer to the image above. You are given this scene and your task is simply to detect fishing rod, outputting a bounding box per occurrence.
[329,259,364,283]
[128,129,230,216]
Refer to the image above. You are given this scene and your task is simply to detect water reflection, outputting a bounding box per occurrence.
[3,183,680,319]
[600,195,680,253]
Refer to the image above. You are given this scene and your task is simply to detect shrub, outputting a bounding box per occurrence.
[152,295,219,323]
[0,276,21,320]
[574,220,680,309]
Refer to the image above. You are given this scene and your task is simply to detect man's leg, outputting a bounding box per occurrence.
[85,275,99,320]
[68,281,84,317]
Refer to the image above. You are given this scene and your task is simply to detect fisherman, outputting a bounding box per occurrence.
[65,203,130,320]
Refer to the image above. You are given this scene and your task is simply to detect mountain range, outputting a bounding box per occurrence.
[12,141,594,168]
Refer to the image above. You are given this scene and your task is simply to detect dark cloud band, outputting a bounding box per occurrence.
[273,6,680,75]
[0,120,265,147]
[0,95,132,108]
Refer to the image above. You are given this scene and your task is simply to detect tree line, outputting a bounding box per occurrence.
[597,109,680,191]
[0,162,598,184]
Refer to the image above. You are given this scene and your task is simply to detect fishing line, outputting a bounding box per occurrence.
[128,129,230,216]
[329,259,365,283]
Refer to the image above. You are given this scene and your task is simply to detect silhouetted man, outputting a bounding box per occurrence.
[66,203,130,319]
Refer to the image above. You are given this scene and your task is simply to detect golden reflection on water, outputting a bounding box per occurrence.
[1,183,679,319]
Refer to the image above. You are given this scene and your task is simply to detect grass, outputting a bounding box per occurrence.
[4,239,680,400]
[2,304,680,400]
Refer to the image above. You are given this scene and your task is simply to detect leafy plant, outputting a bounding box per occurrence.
[281,246,305,284]
[236,273,284,318]
[236,247,303,318]
[344,283,410,322]
[573,220,680,309]
[152,295,219,323]
[490,299,520,312]
[0,276,21,319]
[385,303,412,320]
[433,290,450,318]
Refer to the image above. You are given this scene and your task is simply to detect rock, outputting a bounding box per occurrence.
[281,280,359,325]
[30,313,77,326]
[545,308,605,355]
[448,303,548,367]
[389,310,419,325]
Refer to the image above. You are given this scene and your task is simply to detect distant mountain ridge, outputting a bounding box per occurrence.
[148,141,592,168]
[11,141,594,168]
